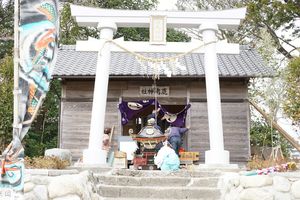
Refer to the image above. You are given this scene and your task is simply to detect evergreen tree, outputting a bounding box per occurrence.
[0,55,13,152]
[0,0,14,59]
[283,57,300,129]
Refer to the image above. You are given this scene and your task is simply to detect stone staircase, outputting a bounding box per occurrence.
[94,169,228,200]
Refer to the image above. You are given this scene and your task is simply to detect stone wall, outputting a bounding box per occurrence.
[24,168,300,200]
[220,171,300,200]
[24,169,101,200]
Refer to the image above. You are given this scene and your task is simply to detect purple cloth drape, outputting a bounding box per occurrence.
[118,99,191,127]
[160,104,191,127]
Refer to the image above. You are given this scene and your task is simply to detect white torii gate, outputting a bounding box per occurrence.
[71,5,246,165]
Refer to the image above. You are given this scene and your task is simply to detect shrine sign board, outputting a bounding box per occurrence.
[140,86,169,97]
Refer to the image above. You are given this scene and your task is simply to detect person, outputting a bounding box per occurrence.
[102,127,111,151]
[146,108,163,133]
[166,125,188,155]
[154,140,180,171]
[147,118,163,133]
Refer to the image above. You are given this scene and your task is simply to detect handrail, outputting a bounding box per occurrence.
[249,100,300,152]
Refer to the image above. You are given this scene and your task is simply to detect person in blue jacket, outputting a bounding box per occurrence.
[166,125,189,155]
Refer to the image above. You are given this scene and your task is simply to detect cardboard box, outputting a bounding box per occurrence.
[179,152,200,162]
[113,157,128,168]
[114,151,126,158]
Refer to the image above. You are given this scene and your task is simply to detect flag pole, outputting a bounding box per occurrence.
[13,0,20,138]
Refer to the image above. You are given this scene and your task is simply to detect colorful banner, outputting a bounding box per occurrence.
[0,0,59,192]
[19,0,59,140]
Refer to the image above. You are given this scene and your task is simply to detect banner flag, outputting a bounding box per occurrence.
[0,0,59,192]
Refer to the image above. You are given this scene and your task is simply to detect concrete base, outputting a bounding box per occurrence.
[83,148,107,165]
[205,150,230,165]
[198,163,239,170]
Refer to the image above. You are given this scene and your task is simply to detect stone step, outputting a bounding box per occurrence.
[101,198,208,200]
[68,165,113,174]
[109,169,223,178]
[96,175,219,187]
[97,184,221,199]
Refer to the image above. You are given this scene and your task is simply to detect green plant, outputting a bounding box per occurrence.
[250,117,291,158]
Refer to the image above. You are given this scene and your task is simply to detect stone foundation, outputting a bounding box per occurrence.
[220,171,300,200]
[24,169,101,200]
[24,168,300,200]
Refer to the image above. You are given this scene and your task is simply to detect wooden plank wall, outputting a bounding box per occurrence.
[60,101,120,160]
[60,80,122,160]
[189,79,250,162]
[60,79,250,162]
[189,102,250,163]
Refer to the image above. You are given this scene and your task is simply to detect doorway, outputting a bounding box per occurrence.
[122,105,188,149]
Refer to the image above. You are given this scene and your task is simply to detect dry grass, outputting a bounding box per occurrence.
[247,155,298,171]
[24,156,70,169]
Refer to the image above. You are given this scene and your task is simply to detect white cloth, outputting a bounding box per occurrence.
[154,145,176,168]
[119,141,138,160]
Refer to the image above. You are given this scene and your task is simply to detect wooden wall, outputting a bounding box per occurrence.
[59,78,250,162]
[189,102,250,162]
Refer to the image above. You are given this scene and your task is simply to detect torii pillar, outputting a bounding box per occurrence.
[83,21,117,164]
[71,5,246,165]
[200,23,229,165]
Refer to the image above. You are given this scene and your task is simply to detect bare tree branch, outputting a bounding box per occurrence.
[263,22,294,59]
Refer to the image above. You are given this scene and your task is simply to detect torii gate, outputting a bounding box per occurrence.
[71,5,246,165]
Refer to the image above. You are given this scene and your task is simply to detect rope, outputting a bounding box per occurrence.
[98,38,217,80]
[109,39,216,63]
[153,79,158,125]
[99,38,216,63]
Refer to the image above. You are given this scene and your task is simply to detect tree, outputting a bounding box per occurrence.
[59,3,98,44]
[177,0,300,58]
[176,0,249,43]
[283,57,300,128]
[60,0,158,44]
[95,0,158,9]
[24,80,61,157]
[60,0,190,44]
[248,28,286,120]
[0,55,13,152]
[176,0,299,156]
[246,0,299,59]
[250,117,291,158]
[245,1,300,130]
[0,0,14,59]
[0,45,61,157]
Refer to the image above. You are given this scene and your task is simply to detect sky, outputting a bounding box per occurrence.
[157,0,177,10]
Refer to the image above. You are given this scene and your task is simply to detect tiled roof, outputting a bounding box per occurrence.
[53,45,273,78]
